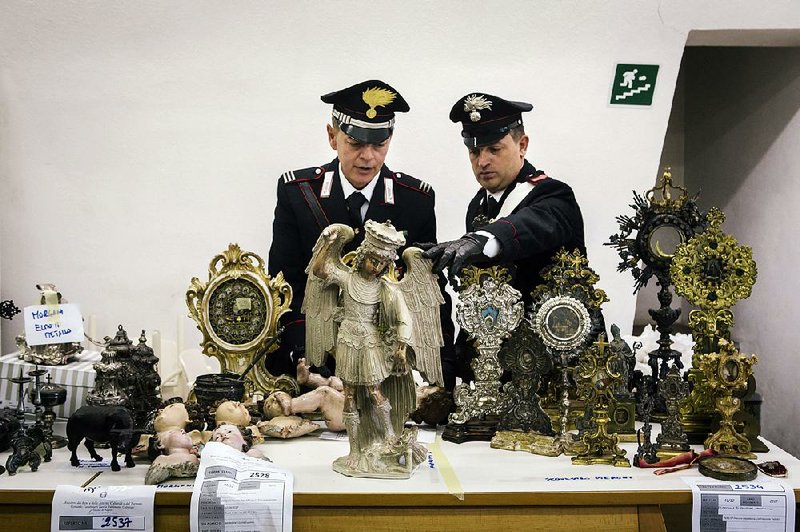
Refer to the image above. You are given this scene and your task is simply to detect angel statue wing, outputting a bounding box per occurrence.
[301,223,354,367]
[396,247,445,385]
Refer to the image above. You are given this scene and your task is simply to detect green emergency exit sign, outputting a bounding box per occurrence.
[610,64,659,106]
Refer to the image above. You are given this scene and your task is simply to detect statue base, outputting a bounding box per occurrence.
[332,428,425,479]
[442,416,499,444]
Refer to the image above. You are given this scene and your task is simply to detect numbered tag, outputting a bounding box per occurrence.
[52,485,156,532]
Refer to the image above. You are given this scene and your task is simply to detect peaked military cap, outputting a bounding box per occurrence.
[321,80,410,144]
[449,93,533,147]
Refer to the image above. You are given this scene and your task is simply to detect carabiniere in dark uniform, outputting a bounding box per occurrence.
[267,80,454,382]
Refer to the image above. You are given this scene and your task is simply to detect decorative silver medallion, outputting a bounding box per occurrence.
[533,295,591,351]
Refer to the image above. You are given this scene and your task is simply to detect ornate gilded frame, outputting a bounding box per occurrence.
[186,243,293,395]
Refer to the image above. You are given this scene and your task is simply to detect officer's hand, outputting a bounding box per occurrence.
[421,233,489,277]
[412,242,437,251]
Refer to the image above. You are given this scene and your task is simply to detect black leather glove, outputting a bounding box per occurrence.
[422,232,489,277]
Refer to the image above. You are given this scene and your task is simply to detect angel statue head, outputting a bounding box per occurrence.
[354,220,406,280]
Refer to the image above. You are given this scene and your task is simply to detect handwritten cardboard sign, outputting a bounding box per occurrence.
[23,304,84,346]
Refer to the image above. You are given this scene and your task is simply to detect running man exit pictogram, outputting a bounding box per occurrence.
[610,64,659,106]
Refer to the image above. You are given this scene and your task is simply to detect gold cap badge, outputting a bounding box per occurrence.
[362,87,397,119]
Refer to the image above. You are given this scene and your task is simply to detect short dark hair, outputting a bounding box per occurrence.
[509,124,526,142]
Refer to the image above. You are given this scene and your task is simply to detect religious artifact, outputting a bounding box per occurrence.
[211,423,267,460]
[654,364,690,458]
[698,339,758,459]
[260,358,343,437]
[67,405,136,471]
[187,243,294,397]
[145,428,200,485]
[37,374,68,449]
[671,207,760,447]
[606,167,706,404]
[698,455,757,482]
[528,249,606,456]
[86,326,129,407]
[129,331,162,429]
[27,366,69,450]
[303,221,444,478]
[606,324,638,438]
[571,334,631,467]
[633,375,658,465]
[4,424,48,476]
[3,370,50,475]
[490,315,556,454]
[15,284,84,365]
[444,266,522,444]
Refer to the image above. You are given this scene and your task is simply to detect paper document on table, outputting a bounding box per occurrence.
[51,484,156,532]
[190,441,293,532]
[686,477,795,531]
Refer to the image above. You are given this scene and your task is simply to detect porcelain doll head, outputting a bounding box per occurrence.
[211,423,252,453]
[156,428,194,454]
[214,400,251,427]
[262,391,292,420]
[154,402,190,433]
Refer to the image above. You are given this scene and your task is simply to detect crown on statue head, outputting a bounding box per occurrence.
[360,220,405,261]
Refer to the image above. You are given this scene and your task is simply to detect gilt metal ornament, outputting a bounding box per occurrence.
[672,208,758,444]
[699,340,757,459]
[187,244,293,396]
[572,334,630,467]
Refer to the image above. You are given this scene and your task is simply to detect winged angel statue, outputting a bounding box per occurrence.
[303,220,444,478]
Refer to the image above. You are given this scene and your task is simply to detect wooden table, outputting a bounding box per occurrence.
[0,427,797,531]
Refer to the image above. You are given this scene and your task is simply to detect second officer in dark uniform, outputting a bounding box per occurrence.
[424,92,586,307]
[267,80,455,384]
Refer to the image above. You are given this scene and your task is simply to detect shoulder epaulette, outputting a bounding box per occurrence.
[388,171,434,196]
[279,166,327,184]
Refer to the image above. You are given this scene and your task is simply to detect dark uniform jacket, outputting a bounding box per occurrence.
[267,158,453,378]
[465,159,586,306]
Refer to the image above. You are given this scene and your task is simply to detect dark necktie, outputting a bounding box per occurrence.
[346,191,367,227]
[485,195,500,218]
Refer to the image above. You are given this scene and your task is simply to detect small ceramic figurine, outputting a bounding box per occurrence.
[154,402,192,432]
[211,423,268,460]
[144,428,200,485]
[303,221,444,478]
[214,401,251,427]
